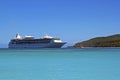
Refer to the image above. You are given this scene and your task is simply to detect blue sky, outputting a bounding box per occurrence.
[0,0,120,47]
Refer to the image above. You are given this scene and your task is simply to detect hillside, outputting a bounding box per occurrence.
[74,34,120,47]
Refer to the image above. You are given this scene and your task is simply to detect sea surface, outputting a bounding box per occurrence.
[0,48,120,80]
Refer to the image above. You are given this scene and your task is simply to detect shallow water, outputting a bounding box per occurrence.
[0,48,120,80]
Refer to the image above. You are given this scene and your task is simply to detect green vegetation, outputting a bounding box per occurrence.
[74,34,120,47]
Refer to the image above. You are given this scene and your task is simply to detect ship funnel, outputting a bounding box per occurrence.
[16,33,22,39]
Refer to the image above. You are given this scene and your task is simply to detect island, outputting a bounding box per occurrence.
[73,34,120,48]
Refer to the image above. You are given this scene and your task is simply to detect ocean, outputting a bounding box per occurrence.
[0,48,120,80]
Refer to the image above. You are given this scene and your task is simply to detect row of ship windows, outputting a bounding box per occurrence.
[12,39,52,42]
[11,41,50,44]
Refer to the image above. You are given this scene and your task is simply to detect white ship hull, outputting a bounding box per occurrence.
[9,42,66,48]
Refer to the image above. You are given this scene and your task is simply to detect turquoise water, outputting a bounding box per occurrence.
[0,48,120,80]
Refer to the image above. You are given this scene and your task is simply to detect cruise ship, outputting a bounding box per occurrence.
[8,34,66,48]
